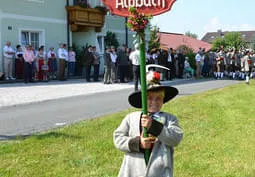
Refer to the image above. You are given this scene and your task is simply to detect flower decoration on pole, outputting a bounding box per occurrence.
[126,7,151,38]
[127,6,152,165]
[146,71,161,86]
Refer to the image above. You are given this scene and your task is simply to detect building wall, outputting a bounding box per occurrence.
[0,0,149,74]
[0,0,67,73]
[1,0,66,19]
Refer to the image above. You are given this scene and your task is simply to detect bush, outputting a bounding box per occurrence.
[72,43,86,76]
[186,52,196,70]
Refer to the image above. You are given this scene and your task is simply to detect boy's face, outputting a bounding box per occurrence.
[147,91,164,113]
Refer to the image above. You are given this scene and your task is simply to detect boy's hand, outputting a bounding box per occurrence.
[140,132,156,149]
[141,114,152,129]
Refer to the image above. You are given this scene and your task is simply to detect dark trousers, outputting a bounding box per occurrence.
[133,65,140,91]
[178,62,184,78]
[170,62,176,79]
[59,59,66,80]
[15,59,24,79]
[24,62,33,82]
[166,62,171,80]
[119,65,128,82]
[68,62,75,76]
[85,65,91,82]
[93,64,99,81]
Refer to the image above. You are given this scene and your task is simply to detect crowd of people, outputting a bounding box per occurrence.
[2,41,255,85]
[194,46,255,84]
[1,41,78,83]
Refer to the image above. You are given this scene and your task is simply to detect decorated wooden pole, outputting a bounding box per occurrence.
[102,0,177,165]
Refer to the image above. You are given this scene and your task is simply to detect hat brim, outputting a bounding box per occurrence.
[128,86,178,108]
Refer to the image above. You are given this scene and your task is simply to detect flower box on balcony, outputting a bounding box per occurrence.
[66,6,106,32]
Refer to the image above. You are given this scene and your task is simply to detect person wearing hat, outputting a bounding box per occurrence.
[241,50,251,84]
[113,71,183,177]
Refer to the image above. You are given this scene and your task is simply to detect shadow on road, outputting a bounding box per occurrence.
[0,132,82,141]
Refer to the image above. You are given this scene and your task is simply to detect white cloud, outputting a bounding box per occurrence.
[203,17,255,33]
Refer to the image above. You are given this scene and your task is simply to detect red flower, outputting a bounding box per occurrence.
[126,7,151,34]
[154,72,160,81]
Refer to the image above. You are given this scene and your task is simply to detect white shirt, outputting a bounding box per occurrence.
[68,51,76,62]
[47,50,56,59]
[58,48,68,61]
[110,52,117,63]
[3,45,15,58]
[167,53,172,62]
[195,53,201,62]
[129,49,140,66]
[184,60,190,68]
[15,51,23,59]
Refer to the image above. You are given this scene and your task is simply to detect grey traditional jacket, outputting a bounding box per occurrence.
[113,111,183,177]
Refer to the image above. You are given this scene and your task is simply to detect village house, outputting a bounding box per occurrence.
[0,0,138,75]
[202,29,255,49]
[158,32,212,52]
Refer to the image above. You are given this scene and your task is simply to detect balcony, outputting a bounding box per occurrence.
[66,6,106,32]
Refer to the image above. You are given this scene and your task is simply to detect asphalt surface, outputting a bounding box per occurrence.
[0,78,242,140]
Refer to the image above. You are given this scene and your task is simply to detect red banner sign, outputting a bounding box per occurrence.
[102,0,176,17]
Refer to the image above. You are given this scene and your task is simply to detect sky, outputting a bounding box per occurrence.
[151,0,255,39]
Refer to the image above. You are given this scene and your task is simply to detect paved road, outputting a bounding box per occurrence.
[0,79,241,140]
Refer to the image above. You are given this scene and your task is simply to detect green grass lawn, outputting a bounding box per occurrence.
[0,80,255,177]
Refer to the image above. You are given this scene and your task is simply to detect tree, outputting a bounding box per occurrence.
[104,31,119,49]
[148,25,160,52]
[212,32,247,51]
[185,31,198,39]
[212,37,227,51]
[224,32,247,50]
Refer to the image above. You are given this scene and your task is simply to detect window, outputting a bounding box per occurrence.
[21,31,40,50]
[73,0,89,6]
[97,36,104,53]
[24,0,44,3]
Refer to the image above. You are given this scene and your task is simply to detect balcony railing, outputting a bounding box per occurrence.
[66,6,106,32]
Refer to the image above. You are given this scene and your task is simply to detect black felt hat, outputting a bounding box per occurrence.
[128,71,178,108]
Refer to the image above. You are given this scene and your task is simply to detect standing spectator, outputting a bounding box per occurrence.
[241,50,251,84]
[68,47,76,76]
[117,44,129,83]
[216,48,225,79]
[129,43,140,91]
[202,51,210,77]
[177,49,185,78]
[83,45,94,82]
[157,49,168,80]
[23,45,35,83]
[92,46,100,81]
[15,45,24,79]
[166,48,172,80]
[126,47,133,82]
[208,50,216,77]
[168,48,175,80]
[3,41,15,80]
[58,43,68,81]
[47,47,57,80]
[195,49,202,78]
[103,46,112,84]
[36,46,46,81]
[110,46,118,83]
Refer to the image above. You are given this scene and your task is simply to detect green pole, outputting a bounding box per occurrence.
[139,35,150,165]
